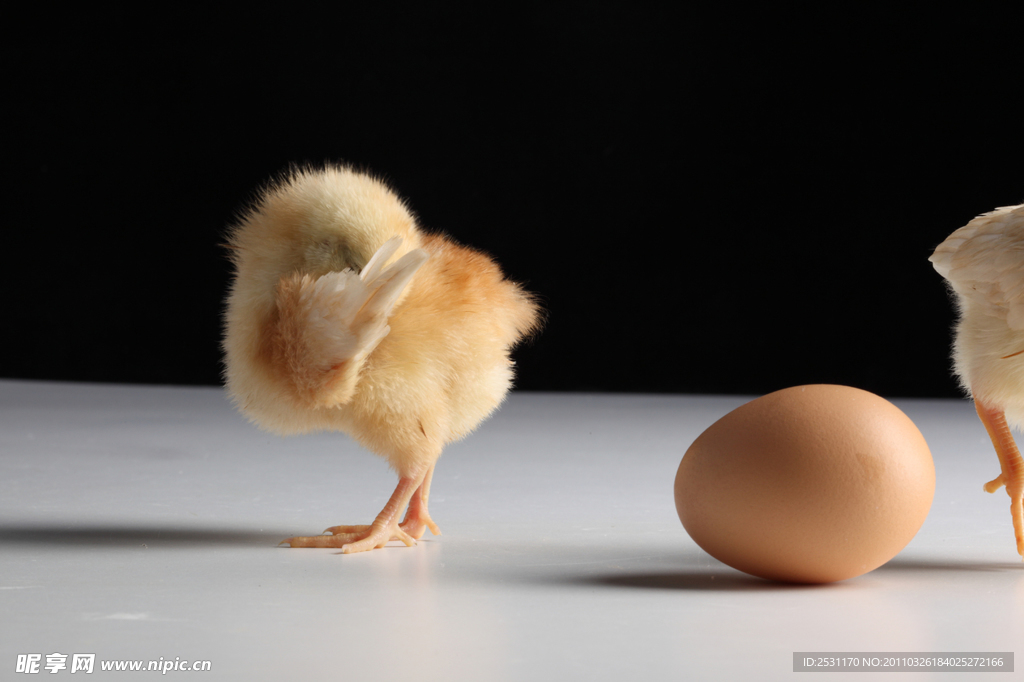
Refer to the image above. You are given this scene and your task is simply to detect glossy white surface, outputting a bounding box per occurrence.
[1,380,1021,680]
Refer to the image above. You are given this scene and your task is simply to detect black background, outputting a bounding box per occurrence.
[6,6,1023,398]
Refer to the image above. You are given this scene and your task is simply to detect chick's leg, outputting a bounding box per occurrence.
[285,471,426,553]
[399,464,441,540]
[975,400,1024,556]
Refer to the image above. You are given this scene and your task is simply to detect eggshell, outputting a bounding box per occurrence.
[674,385,934,583]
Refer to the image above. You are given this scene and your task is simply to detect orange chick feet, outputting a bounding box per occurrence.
[975,401,1024,557]
[284,521,416,553]
[989,479,1024,558]
[397,467,441,540]
[281,471,437,553]
[398,509,441,541]
[1011,487,1024,558]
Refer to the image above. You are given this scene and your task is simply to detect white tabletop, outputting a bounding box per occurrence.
[1,380,1021,681]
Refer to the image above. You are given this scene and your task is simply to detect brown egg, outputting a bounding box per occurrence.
[675,385,934,583]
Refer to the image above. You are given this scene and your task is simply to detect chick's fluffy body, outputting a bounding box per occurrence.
[223,167,539,477]
[930,203,1024,428]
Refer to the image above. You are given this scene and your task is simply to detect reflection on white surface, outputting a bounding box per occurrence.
[1,381,1022,681]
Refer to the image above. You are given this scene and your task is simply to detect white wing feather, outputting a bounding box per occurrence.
[276,237,428,406]
[310,237,428,364]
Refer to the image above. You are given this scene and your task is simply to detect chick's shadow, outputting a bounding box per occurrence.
[0,523,289,548]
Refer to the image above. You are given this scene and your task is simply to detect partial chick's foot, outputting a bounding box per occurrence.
[1004,480,1024,558]
[323,521,436,541]
[283,472,432,553]
[338,520,417,554]
[983,473,1023,556]
[984,473,1006,493]
[396,463,441,540]
[975,401,1024,557]
[1014,506,1024,559]
[399,510,441,541]
[323,523,370,535]
[280,470,442,553]
[284,522,416,552]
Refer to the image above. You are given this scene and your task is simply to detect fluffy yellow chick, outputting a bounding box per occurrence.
[223,166,540,553]
[930,202,1024,557]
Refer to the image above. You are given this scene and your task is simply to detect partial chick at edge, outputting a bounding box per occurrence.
[222,165,541,553]
[930,202,1024,557]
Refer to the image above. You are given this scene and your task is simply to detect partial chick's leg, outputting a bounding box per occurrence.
[285,472,425,553]
[975,400,1024,556]
[399,464,441,540]
[321,464,441,543]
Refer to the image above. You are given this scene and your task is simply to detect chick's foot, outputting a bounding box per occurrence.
[975,401,1024,557]
[1010,485,1024,558]
[994,472,1024,557]
[992,477,1024,557]
[400,509,441,541]
[325,520,438,544]
[282,472,428,553]
[284,521,416,552]
[398,468,441,540]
